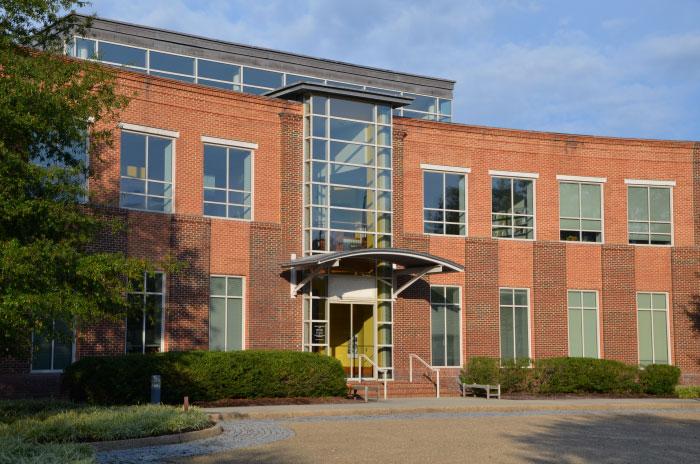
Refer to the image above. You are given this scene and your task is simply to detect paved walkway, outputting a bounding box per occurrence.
[97,398,700,464]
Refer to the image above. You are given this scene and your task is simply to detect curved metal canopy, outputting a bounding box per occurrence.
[280,248,464,273]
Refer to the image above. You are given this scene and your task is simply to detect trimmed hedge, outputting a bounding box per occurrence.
[63,350,348,405]
[460,357,680,395]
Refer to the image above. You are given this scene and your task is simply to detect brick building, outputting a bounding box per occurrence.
[2,16,699,398]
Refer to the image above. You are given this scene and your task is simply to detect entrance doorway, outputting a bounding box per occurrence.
[329,303,376,380]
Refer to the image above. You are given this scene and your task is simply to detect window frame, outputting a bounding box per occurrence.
[118,124,179,214]
[30,322,76,374]
[566,289,601,358]
[625,180,674,246]
[557,177,605,244]
[201,136,257,221]
[421,164,469,237]
[209,275,246,351]
[489,171,537,241]
[125,272,166,355]
[498,287,532,361]
[636,291,672,366]
[429,285,463,368]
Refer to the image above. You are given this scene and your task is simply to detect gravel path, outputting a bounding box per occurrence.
[97,408,700,464]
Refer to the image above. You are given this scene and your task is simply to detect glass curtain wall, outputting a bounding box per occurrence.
[303,94,392,253]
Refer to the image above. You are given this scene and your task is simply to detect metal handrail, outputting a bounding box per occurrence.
[357,353,389,399]
[409,353,441,398]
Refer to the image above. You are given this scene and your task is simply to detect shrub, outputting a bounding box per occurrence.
[675,385,700,399]
[63,350,348,405]
[460,357,500,385]
[535,357,640,394]
[639,364,681,395]
[499,358,533,393]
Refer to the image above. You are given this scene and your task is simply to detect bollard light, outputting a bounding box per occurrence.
[151,375,161,405]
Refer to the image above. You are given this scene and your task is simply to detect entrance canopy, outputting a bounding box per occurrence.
[281,248,465,298]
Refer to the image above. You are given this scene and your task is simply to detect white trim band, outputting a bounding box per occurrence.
[557,175,607,183]
[118,122,180,138]
[624,179,676,187]
[489,170,539,179]
[420,163,471,174]
[201,136,259,150]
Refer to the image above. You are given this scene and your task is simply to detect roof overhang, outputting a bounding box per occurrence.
[265,83,414,108]
[282,248,464,298]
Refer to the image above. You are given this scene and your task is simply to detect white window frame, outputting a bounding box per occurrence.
[125,272,166,354]
[490,173,537,241]
[636,291,672,366]
[625,182,674,247]
[201,136,256,222]
[557,179,605,244]
[566,289,601,358]
[30,323,76,374]
[118,124,178,214]
[498,287,532,361]
[209,275,246,351]
[421,166,469,237]
[429,285,463,368]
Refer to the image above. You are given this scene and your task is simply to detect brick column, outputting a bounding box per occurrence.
[671,248,700,384]
[464,237,500,358]
[532,241,568,358]
[601,245,637,363]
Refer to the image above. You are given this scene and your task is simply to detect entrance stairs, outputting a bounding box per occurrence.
[354,374,462,399]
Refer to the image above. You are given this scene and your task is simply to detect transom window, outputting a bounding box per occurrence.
[559,182,602,242]
[126,273,164,354]
[120,132,173,213]
[209,276,244,351]
[499,288,530,361]
[430,286,461,367]
[637,292,669,366]
[423,171,466,236]
[628,186,672,245]
[567,290,599,358]
[492,177,534,239]
[203,144,252,220]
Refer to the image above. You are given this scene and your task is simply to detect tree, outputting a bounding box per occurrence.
[0,1,177,359]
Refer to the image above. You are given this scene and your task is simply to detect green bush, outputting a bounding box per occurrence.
[639,364,681,395]
[675,385,700,399]
[499,358,533,393]
[63,350,348,405]
[0,435,95,464]
[460,357,500,385]
[535,357,640,394]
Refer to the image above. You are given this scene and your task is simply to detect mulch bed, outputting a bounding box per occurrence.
[194,397,358,407]
[501,392,677,400]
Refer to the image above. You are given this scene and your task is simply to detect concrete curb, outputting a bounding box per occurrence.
[88,421,222,451]
[207,401,700,421]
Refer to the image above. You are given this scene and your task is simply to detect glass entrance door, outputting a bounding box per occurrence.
[329,303,376,380]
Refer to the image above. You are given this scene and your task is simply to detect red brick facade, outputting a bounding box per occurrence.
[2,68,700,398]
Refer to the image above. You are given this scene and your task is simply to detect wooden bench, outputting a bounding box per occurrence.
[462,383,501,399]
[348,383,382,402]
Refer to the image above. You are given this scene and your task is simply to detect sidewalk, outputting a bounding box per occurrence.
[204,397,700,421]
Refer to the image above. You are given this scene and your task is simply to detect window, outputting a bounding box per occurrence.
[430,286,461,366]
[500,288,530,360]
[567,290,599,358]
[559,182,602,242]
[423,170,466,236]
[203,144,252,220]
[126,273,164,354]
[628,185,672,245]
[491,176,535,239]
[31,321,73,372]
[637,292,669,366]
[120,131,173,213]
[209,276,244,351]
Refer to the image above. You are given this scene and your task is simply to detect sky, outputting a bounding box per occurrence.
[78,0,700,141]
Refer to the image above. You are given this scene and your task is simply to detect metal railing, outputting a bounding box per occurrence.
[409,353,441,398]
[357,354,389,399]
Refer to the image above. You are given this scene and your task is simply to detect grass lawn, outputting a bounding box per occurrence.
[0,399,212,464]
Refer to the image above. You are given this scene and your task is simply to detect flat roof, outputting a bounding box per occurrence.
[75,15,455,98]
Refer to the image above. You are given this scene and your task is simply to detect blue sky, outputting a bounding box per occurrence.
[79,0,700,141]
